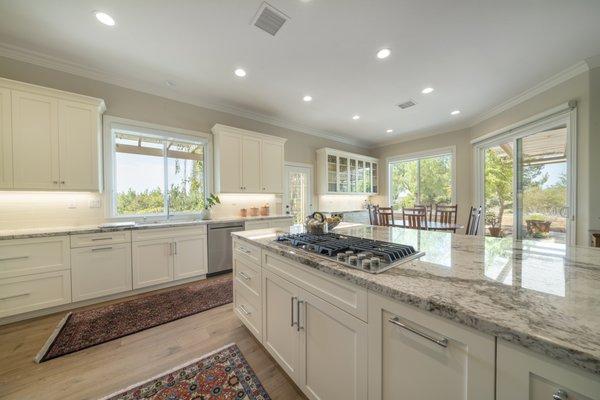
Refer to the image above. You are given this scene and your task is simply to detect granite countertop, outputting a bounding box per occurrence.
[321,209,367,214]
[232,223,600,376]
[0,215,291,240]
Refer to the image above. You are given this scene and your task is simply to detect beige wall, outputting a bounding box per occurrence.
[372,71,594,245]
[0,56,373,228]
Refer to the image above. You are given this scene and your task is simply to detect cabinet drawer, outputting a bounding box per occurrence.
[0,270,71,318]
[71,243,132,302]
[233,239,261,265]
[269,218,293,229]
[234,282,262,341]
[132,225,206,242]
[70,231,131,248]
[0,236,69,279]
[234,256,261,297]
[263,252,368,321]
[245,220,270,230]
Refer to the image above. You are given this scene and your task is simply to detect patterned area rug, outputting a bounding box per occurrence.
[100,344,271,400]
[36,274,232,363]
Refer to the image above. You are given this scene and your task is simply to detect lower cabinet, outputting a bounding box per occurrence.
[132,239,174,289]
[262,269,368,400]
[245,217,293,231]
[71,243,132,301]
[496,340,600,400]
[368,292,495,400]
[173,235,207,280]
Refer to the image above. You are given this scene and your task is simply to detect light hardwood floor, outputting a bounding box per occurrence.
[0,276,306,400]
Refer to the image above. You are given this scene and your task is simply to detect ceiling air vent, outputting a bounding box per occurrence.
[397,99,417,109]
[252,2,289,36]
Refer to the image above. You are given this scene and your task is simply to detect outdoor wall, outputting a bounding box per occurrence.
[0,56,373,228]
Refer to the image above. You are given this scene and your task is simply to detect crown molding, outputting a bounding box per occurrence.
[468,61,589,127]
[0,42,370,148]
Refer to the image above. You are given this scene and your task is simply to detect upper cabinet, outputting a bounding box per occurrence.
[317,148,379,194]
[212,124,286,194]
[0,78,105,192]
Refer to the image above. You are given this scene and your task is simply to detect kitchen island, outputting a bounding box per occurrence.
[232,223,600,400]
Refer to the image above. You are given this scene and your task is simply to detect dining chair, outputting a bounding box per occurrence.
[434,204,458,233]
[377,207,395,226]
[465,206,482,235]
[367,204,380,226]
[402,207,428,230]
[414,204,433,222]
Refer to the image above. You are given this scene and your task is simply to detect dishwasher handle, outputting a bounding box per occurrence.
[209,224,244,230]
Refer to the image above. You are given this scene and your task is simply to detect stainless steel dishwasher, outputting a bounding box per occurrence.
[207,221,244,276]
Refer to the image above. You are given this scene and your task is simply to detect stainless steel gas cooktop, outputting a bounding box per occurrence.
[275,232,425,274]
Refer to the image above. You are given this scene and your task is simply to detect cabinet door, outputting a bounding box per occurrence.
[241,136,261,192]
[11,90,60,189]
[217,132,242,192]
[269,218,293,229]
[261,140,284,193]
[58,100,100,191]
[327,154,338,192]
[132,239,173,289]
[299,288,368,400]
[173,235,207,280]
[0,87,12,188]
[372,162,378,193]
[262,270,302,384]
[71,243,132,301]
[368,292,495,400]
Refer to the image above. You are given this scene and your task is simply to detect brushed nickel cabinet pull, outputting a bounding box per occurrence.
[291,296,297,327]
[0,292,30,301]
[297,299,305,332]
[0,256,29,262]
[239,304,251,316]
[91,237,113,241]
[92,247,113,252]
[388,317,448,348]
[239,271,251,280]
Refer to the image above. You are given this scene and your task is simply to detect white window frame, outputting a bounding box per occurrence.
[472,102,577,244]
[386,146,456,208]
[103,116,212,221]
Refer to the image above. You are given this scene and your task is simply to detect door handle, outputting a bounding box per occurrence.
[239,304,251,316]
[239,271,251,280]
[0,256,29,262]
[297,299,305,332]
[388,317,448,348]
[291,296,297,327]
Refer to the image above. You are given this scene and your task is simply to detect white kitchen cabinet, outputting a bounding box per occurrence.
[1,78,105,191]
[71,243,132,301]
[262,269,303,384]
[0,87,12,188]
[0,236,70,279]
[497,340,600,400]
[58,100,101,191]
[212,124,286,194]
[241,136,262,192]
[245,218,293,231]
[368,292,495,400]
[173,235,207,280]
[11,90,60,189]
[316,147,379,195]
[261,139,284,193]
[132,238,174,289]
[268,217,293,229]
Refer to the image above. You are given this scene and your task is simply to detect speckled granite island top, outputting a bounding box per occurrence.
[232,223,600,376]
[0,215,290,240]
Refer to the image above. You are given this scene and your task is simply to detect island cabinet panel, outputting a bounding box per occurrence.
[497,340,600,400]
[368,292,495,400]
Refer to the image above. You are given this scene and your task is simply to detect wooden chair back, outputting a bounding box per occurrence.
[435,204,458,232]
[414,204,432,222]
[367,204,380,226]
[377,207,395,227]
[465,206,482,235]
[402,207,428,230]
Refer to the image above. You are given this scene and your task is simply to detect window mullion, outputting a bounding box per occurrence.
[163,140,169,216]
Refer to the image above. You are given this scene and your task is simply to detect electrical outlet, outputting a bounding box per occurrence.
[89,199,101,208]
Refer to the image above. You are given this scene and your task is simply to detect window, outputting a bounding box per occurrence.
[106,118,208,218]
[388,148,454,209]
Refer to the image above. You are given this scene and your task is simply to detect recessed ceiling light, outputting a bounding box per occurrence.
[386,129,394,133]
[451,110,461,115]
[234,68,247,77]
[376,48,391,59]
[421,87,434,94]
[352,115,360,120]
[303,95,313,102]
[94,11,115,26]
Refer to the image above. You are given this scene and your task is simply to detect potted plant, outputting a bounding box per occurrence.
[201,193,220,220]
[525,213,551,238]
[485,212,502,237]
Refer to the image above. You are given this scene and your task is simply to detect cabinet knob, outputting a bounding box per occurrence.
[553,389,568,400]
[53,181,58,184]
[60,181,66,184]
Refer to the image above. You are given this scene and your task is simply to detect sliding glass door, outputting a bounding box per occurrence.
[477,110,575,245]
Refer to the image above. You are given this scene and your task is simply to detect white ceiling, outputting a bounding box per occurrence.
[0,0,599,147]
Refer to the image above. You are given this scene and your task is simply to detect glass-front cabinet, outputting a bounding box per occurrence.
[317,148,378,194]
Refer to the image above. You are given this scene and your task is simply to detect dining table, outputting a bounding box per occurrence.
[392,220,465,231]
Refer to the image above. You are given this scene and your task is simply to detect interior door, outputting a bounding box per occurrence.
[299,288,368,400]
[241,136,261,192]
[11,90,60,189]
[261,140,284,193]
[0,87,12,188]
[58,100,99,191]
[262,269,302,384]
[173,235,207,279]
[283,164,312,225]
